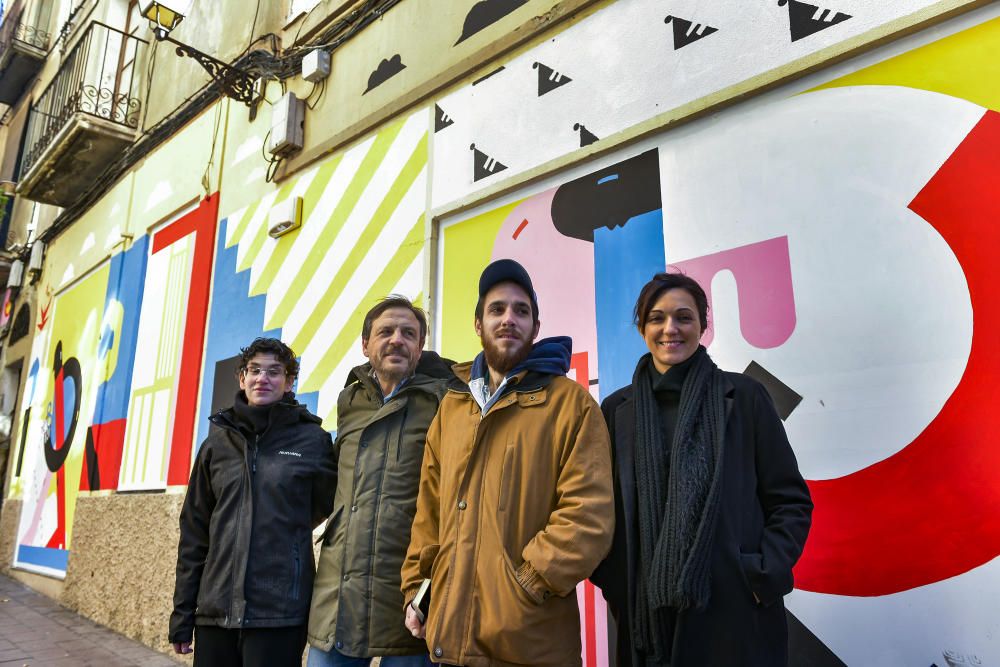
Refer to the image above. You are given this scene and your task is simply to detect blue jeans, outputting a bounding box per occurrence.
[306,645,435,667]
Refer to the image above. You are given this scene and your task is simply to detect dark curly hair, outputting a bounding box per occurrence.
[238,338,299,378]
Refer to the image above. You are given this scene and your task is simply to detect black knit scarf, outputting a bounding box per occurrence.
[631,347,727,664]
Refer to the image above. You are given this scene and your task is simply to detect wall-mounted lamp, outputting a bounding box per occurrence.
[6,260,23,288]
[268,197,303,238]
[26,241,44,284]
[140,1,260,110]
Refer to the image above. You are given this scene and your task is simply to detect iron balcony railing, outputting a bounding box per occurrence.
[0,0,52,54]
[20,20,146,178]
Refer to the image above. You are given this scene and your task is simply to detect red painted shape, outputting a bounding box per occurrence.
[48,368,67,549]
[584,580,597,667]
[512,218,529,240]
[570,351,590,389]
[37,296,52,331]
[79,420,128,492]
[152,194,219,486]
[794,111,1000,596]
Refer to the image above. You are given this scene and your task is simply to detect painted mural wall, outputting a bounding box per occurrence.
[431,0,975,208]
[0,1,997,665]
[437,9,1000,666]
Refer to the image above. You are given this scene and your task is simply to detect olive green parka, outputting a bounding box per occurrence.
[308,351,452,657]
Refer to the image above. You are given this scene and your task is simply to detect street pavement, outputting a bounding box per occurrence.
[0,573,178,666]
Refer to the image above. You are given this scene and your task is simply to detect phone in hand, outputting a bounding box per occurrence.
[410,578,431,623]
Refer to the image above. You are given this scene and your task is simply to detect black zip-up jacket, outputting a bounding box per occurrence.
[168,395,337,644]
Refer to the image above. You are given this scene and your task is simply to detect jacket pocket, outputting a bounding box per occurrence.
[497,443,517,512]
[291,540,302,601]
[739,550,790,607]
[317,505,344,545]
[477,550,575,664]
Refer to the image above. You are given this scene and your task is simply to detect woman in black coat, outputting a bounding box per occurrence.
[591,272,812,666]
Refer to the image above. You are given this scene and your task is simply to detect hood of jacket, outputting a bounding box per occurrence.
[212,391,323,435]
[465,336,572,384]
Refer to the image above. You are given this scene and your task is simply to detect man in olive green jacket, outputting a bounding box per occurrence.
[308,296,450,667]
[401,260,614,667]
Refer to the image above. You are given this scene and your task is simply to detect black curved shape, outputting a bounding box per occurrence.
[455,0,528,45]
[44,342,81,473]
[364,54,406,94]
[84,426,101,490]
[550,149,661,242]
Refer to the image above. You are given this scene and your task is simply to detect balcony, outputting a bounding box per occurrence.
[0,0,52,104]
[18,21,146,207]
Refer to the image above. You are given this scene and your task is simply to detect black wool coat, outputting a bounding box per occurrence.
[591,370,813,667]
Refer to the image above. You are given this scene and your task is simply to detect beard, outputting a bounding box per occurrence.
[481,331,532,376]
[372,345,417,384]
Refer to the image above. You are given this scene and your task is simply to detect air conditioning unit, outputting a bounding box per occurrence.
[267,92,305,158]
[6,260,23,288]
[26,240,44,281]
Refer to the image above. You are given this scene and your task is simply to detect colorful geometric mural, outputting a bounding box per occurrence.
[10,234,148,575]
[431,0,959,208]
[119,195,217,489]
[219,109,428,428]
[437,13,1000,666]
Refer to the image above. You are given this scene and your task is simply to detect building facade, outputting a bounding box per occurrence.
[0,0,996,663]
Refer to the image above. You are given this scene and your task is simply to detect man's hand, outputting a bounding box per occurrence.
[404,604,426,639]
[173,641,193,654]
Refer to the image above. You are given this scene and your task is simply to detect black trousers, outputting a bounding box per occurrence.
[194,624,308,667]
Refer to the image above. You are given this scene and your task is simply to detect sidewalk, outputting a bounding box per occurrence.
[0,573,178,666]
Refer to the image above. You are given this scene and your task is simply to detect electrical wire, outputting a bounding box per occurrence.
[202,100,224,196]
[244,0,261,58]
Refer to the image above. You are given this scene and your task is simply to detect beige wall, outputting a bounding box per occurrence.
[279,0,600,177]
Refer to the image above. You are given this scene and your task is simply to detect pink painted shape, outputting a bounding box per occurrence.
[672,236,796,349]
[20,469,53,544]
[491,188,599,384]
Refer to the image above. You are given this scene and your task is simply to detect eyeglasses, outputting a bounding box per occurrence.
[244,365,287,379]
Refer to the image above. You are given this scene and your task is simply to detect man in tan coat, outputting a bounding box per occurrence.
[401,259,614,667]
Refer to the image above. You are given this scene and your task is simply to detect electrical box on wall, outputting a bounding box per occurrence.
[268,92,305,158]
[302,49,330,82]
[268,196,303,238]
[26,241,44,282]
[6,260,23,288]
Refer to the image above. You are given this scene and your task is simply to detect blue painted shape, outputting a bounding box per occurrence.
[597,174,620,185]
[98,327,114,358]
[295,386,320,420]
[93,235,149,425]
[593,209,665,399]
[61,376,76,440]
[25,357,39,405]
[197,218,282,447]
[16,544,70,572]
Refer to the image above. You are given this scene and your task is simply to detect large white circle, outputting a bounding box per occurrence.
[659,85,981,479]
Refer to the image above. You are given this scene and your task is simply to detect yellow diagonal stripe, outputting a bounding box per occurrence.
[236,178,299,273]
[249,153,345,296]
[304,216,425,399]
[264,118,407,330]
[289,135,427,352]
[226,201,259,248]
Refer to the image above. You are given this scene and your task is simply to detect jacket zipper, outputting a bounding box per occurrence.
[252,435,259,475]
[292,540,301,601]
